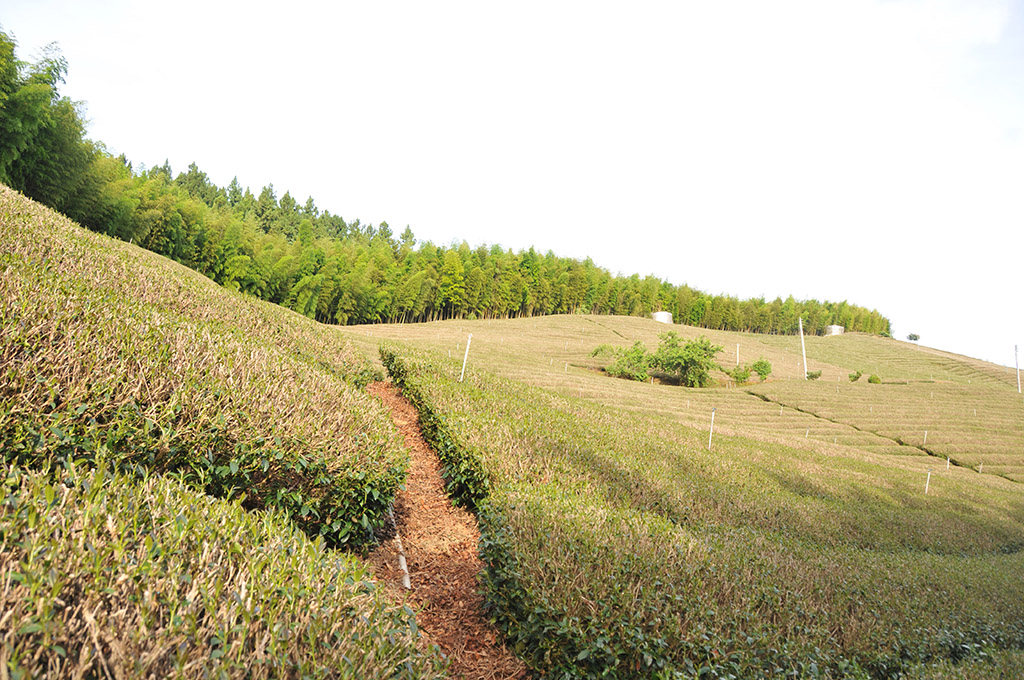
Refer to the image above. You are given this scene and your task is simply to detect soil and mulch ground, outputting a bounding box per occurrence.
[366,382,527,680]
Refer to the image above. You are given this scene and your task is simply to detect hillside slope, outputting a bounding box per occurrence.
[357,316,1024,678]
[0,185,442,677]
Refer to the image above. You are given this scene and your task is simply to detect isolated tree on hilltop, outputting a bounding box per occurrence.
[908,333,920,342]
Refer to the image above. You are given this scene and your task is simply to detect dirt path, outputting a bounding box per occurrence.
[366,381,527,680]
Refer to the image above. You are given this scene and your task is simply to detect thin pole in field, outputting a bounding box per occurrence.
[946,457,950,470]
[923,430,928,446]
[925,470,931,495]
[459,333,473,383]
[736,344,740,366]
[1016,345,1021,394]
[799,317,808,380]
[708,408,716,450]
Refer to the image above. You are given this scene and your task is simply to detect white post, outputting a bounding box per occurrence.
[925,471,931,495]
[736,344,740,366]
[805,428,809,439]
[1017,345,1021,394]
[946,457,950,470]
[459,333,473,383]
[923,430,928,446]
[708,408,716,450]
[799,317,808,380]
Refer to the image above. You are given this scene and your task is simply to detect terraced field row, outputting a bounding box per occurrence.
[750,381,1024,481]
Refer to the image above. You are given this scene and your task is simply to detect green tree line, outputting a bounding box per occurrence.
[0,30,891,336]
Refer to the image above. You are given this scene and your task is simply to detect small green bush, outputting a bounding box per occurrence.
[806,370,822,381]
[730,364,752,384]
[751,358,772,381]
[868,374,882,384]
[606,341,652,382]
[849,371,863,382]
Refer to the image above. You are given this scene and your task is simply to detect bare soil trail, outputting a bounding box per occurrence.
[366,381,527,680]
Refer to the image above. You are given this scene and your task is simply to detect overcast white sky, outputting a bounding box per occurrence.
[5,0,1023,366]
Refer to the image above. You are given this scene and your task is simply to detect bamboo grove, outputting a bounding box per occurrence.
[0,30,890,336]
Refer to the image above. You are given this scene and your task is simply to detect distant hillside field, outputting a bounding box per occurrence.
[0,186,443,677]
[356,315,1024,678]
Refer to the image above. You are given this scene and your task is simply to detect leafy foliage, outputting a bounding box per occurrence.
[730,363,752,384]
[652,332,723,387]
[593,341,652,381]
[0,462,443,678]
[751,357,773,381]
[849,371,863,382]
[908,333,920,342]
[806,370,823,381]
[868,374,882,384]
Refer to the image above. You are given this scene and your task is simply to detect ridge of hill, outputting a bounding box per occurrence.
[0,30,890,338]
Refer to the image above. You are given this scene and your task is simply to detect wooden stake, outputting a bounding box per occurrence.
[459,333,472,383]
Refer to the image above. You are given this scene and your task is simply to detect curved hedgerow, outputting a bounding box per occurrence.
[380,345,488,509]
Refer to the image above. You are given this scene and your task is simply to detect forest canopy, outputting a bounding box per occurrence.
[0,29,891,336]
